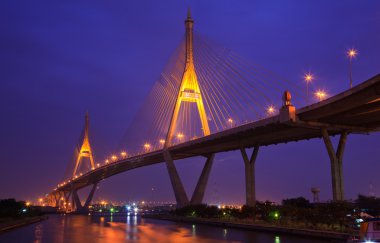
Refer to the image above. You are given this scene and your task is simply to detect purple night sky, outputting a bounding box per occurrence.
[1,1,380,204]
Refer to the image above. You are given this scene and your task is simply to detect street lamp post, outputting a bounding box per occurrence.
[347,48,358,88]
[304,73,313,104]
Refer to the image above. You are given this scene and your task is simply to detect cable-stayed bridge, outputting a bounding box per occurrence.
[45,11,380,212]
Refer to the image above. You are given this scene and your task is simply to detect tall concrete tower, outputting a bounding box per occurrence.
[165,9,210,147]
[73,112,95,177]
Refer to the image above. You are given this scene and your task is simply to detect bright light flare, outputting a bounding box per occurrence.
[177,133,184,138]
[144,143,151,150]
[120,151,127,158]
[266,105,276,116]
[111,155,118,161]
[228,118,233,123]
[347,48,358,59]
[315,90,327,101]
[304,73,313,83]
[159,139,165,144]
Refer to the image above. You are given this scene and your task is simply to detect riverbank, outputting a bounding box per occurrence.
[143,214,350,242]
[0,216,48,234]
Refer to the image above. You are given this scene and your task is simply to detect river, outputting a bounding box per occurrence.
[0,214,335,243]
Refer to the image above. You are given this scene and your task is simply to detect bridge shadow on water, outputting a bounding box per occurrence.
[0,214,334,243]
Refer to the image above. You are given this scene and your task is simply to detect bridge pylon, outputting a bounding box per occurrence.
[163,10,214,208]
[73,112,95,177]
[165,9,210,147]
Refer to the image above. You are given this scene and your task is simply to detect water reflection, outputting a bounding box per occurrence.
[223,228,228,239]
[192,224,196,236]
[33,224,43,243]
[275,235,281,243]
[0,215,332,243]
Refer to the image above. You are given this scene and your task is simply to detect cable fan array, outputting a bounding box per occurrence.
[58,31,306,185]
[118,32,304,154]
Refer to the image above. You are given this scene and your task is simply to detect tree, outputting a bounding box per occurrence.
[355,194,380,216]
[282,197,311,208]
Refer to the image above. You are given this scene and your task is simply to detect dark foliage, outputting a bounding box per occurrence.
[0,198,41,218]
[355,194,380,216]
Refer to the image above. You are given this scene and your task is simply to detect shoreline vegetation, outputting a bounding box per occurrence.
[143,214,349,241]
[0,198,47,234]
[143,195,380,242]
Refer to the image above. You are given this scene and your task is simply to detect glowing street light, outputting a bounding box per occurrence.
[159,139,165,145]
[315,90,327,101]
[347,48,358,88]
[177,133,184,142]
[304,72,314,103]
[227,118,233,128]
[105,159,109,164]
[120,151,127,158]
[144,143,151,152]
[111,155,118,161]
[266,105,276,116]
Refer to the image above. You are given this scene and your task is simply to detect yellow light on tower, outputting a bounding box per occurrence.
[111,155,117,161]
[315,90,327,101]
[347,48,358,88]
[159,139,165,145]
[105,159,109,164]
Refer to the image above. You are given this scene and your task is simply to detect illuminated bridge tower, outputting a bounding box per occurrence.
[164,10,214,207]
[68,113,98,212]
[165,9,210,146]
[73,112,95,177]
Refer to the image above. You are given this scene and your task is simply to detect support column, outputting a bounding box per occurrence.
[321,129,348,201]
[58,191,64,209]
[72,189,82,211]
[190,154,215,205]
[163,150,189,207]
[63,190,71,211]
[240,146,260,207]
[84,183,98,209]
[54,193,60,207]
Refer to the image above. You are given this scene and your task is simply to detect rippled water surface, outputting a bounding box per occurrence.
[0,215,334,243]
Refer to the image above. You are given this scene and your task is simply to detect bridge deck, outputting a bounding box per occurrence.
[54,74,380,193]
